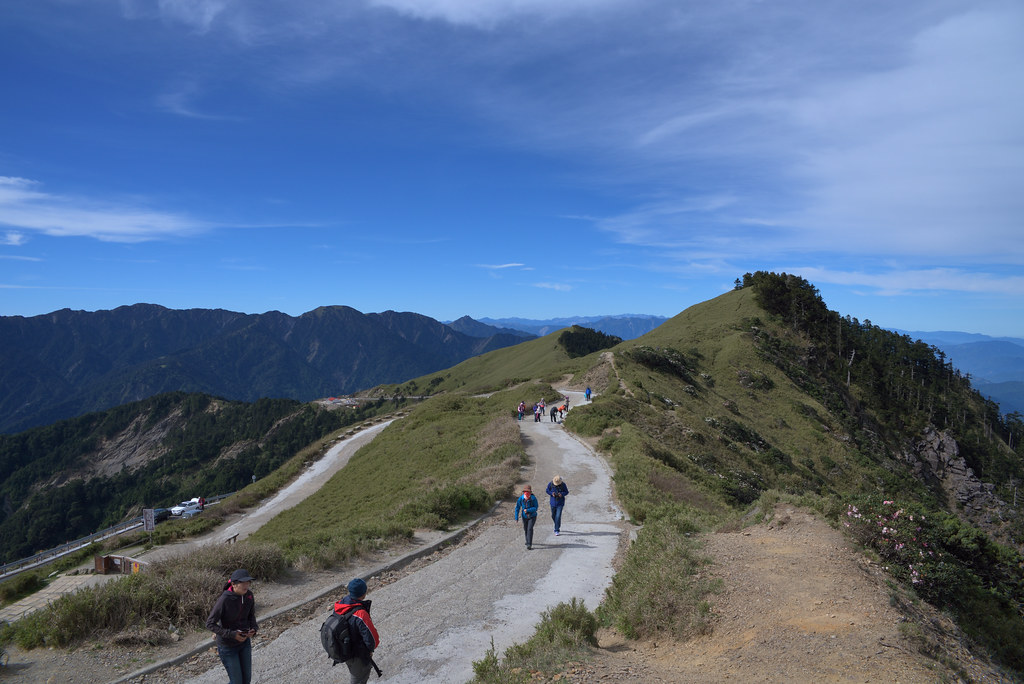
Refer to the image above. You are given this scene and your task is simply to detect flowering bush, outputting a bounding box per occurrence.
[842,496,1024,671]
[843,498,945,594]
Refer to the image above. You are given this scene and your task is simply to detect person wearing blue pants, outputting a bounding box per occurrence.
[546,475,569,536]
[206,569,259,684]
[514,485,539,549]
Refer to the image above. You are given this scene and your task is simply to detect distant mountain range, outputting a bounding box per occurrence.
[471,314,668,339]
[894,330,1024,415]
[0,305,533,434]
[0,307,667,435]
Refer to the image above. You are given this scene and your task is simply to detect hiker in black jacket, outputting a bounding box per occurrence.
[206,568,259,684]
[333,577,381,684]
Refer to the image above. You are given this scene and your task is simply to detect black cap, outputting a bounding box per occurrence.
[230,569,255,582]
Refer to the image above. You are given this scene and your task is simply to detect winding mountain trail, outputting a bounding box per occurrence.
[140,419,397,564]
[7,386,1009,683]
[180,389,627,683]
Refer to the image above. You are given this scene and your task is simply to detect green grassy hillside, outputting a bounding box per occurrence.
[560,276,1024,675]
[372,330,588,397]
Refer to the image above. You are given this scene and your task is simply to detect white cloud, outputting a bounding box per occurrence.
[120,0,230,33]
[369,0,625,29]
[156,81,241,120]
[1,230,27,246]
[533,3,1024,269]
[791,266,1024,297]
[0,177,210,243]
[478,263,526,270]
[534,282,571,292]
[777,6,1024,261]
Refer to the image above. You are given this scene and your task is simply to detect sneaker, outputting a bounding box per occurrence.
[527,545,532,550]
[554,531,560,536]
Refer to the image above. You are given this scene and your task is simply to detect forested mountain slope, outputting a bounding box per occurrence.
[0,392,384,562]
[0,304,524,433]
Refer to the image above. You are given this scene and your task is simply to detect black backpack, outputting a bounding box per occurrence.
[320,605,358,666]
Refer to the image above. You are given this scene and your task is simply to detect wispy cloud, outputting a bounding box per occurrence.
[0,177,211,243]
[791,266,1024,297]
[535,282,572,292]
[778,7,1024,262]
[120,0,230,34]
[369,0,625,29]
[478,263,527,270]
[156,81,242,120]
[1,230,27,246]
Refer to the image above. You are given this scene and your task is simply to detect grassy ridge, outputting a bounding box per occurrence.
[247,386,546,567]
[379,331,583,397]
[472,285,1024,681]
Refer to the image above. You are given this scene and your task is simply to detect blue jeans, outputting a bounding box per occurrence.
[551,505,564,533]
[218,639,252,684]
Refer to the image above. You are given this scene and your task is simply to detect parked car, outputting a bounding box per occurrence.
[171,499,200,516]
[152,508,171,523]
[181,507,202,519]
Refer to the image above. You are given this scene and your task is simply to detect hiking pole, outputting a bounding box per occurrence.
[370,657,383,678]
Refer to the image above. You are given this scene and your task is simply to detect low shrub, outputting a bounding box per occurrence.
[843,497,1024,672]
[397,484,491,529]
[471,598,598,682]
[0,572,45,604]
[598,512,720,639]
[3,542,287,650]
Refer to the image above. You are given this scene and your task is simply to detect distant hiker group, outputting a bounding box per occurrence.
[514,475,569,549]
[515,395,570,423]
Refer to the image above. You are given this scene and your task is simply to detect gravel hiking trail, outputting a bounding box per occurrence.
[176,388,626,684]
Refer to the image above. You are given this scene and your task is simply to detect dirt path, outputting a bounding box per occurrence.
[557,505,1011,683]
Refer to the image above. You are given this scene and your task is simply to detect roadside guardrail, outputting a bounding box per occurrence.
[0,492,233,581]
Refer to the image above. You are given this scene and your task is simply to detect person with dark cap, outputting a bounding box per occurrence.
[206,568,259,684]
[333,577,381,684]
[514,485,539,550]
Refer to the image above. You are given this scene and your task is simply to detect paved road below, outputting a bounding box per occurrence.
[185,390,626,684]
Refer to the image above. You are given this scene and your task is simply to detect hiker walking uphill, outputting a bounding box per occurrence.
[206,569,259,684]
[514,485,539,550]
[332,578,381,684]
[545,475,569,536]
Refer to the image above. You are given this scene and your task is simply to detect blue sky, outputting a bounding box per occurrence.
[1,0,1022,336]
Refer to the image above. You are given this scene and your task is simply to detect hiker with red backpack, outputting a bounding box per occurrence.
[331,578,381,683]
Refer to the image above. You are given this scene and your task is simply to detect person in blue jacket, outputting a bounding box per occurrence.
[514,485,539,550]
[545,475,569,535]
